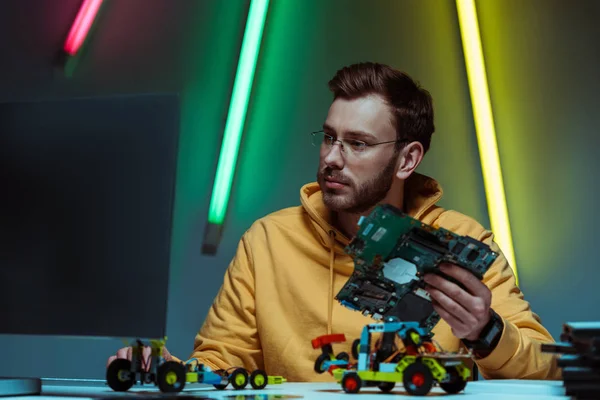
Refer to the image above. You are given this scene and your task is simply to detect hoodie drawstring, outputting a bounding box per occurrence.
[327,230,336,335]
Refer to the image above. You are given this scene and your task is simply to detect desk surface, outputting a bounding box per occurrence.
[9,379,569,400]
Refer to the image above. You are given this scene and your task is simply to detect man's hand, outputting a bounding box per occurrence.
[423,263,492,341]
[106,346,173,371]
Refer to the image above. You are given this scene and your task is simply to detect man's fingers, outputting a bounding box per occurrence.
[107,355,117,368]
[431,300,469,338]
[163,346,172,361]
[426,285,477,327]
[424,273,475,311]
[439,263,489,300]
[116,347,130,360]
[110,345,172,372]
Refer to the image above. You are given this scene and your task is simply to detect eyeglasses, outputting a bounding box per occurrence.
[310,130,404,156]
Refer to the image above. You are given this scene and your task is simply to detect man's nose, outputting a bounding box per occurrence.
[323,142,345,169]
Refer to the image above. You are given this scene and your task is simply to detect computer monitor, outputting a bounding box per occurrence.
[0,93,180,394]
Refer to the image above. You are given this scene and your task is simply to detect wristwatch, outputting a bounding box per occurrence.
[462,308,504,359]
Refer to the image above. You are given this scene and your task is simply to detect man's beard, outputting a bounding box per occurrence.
[317,155,398,214]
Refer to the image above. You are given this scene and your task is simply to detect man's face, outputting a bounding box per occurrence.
[316,95,399,214]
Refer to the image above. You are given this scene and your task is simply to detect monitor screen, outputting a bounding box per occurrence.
[0,93,180,339]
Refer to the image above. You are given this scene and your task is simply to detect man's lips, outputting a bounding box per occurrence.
[324,177,347,189]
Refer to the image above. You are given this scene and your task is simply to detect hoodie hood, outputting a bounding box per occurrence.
[300,172,444,254]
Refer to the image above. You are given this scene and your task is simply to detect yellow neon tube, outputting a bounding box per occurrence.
[456,0,519,285]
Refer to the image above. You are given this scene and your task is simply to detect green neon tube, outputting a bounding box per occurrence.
[207,0,270,224]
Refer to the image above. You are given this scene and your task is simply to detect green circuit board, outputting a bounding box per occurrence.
[336,204,498,333]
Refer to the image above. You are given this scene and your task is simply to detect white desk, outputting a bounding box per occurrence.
[8,379,569,400]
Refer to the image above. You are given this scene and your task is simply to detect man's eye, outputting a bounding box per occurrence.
[349,140,367,149]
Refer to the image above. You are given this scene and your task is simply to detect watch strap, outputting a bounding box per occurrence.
[463,309,504,358]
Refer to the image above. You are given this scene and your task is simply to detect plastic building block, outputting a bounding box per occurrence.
[313,319,472,396]
[312,334,350,374]
[105,338,286,393]
[106,337,186,393]
[185,361,286,391]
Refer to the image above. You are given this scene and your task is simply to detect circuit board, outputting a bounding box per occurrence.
[336,204,498,333]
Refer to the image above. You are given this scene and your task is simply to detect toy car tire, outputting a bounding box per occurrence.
[157,361,186,393]
[314,354,329,374]
[230,368,249,390]
[402,362,433,396]
[351,339,360,359]
[439,366,467,394]
[106,358,135,392]
[378,381,395,393]
[342,372,362,394]
[250,369,268,390]
[213,370,229,389]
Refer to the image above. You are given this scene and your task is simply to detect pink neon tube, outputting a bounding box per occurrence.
[63,0,103,55]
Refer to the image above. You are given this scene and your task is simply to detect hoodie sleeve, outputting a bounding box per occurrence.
[186,231,263,372]
[473,229,561,380]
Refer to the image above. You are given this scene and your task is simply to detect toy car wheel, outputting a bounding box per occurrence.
[106,358,135,392]
[156,361,186,393]
[439,366,467,394]
[230,368,249,390]
[378,381,395,393]
[213,370,229,389]
[402,362,433,396]
[351,339,360,359]
[250,369,268,390]
[314,354,329,374]
[342,372,362,394]
[336,352,350,361]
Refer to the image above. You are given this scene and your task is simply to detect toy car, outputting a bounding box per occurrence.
[185,359,286,390]
[313,320,472,396]
[106,338,286,393]
[106,338,186,393]
[311,333,350,374]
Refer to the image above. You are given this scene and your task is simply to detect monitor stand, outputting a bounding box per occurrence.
[0,377,41,397]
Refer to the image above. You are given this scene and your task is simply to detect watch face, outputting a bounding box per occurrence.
[463,311,502,352]
[483,320,502,345]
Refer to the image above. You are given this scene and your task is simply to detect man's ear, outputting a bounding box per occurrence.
[396,141,425,180]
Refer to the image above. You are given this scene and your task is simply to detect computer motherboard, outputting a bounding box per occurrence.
[336,204,499,333]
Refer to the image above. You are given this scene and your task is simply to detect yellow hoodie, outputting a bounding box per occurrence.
[187,173,561,381]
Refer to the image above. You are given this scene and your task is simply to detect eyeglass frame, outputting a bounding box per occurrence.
[310,130,408,155]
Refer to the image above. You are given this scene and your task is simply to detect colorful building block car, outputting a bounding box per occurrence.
[311,333,351,374]
[106,338,186,393]
[106,338,286,393]
[185,359,286,390]
[313,320,472,396]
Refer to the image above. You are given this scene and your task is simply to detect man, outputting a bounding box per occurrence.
[109,62,560,381]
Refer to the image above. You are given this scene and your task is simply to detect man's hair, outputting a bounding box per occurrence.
[328,62,435,153]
